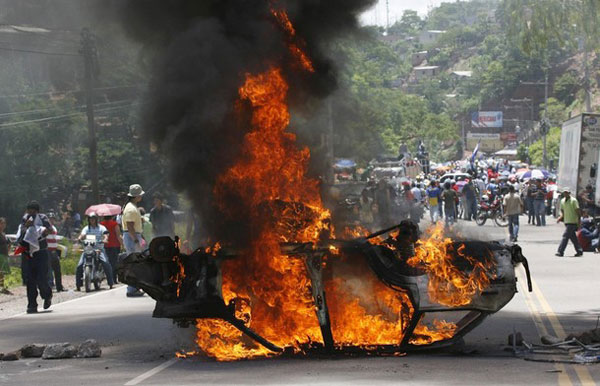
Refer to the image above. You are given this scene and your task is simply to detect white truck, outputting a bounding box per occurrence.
[557,113,600,199]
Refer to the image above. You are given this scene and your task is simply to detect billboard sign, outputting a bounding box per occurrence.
[466,132,503,152]
[471,111,503,128]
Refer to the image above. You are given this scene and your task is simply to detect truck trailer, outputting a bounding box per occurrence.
[557,113,600,197]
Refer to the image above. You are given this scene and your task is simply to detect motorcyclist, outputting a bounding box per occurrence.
[75,213,114,291]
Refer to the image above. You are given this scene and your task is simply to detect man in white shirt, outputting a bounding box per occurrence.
[122,184,145,297]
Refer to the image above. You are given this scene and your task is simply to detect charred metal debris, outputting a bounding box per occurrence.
[117,222,533,355]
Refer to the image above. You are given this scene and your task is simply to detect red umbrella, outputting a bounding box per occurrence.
[85,204,122,217]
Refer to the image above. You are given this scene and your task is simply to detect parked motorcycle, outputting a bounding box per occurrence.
[81,235,106,292]
[476,195,508,227]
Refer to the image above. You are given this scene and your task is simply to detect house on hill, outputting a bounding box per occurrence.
[418,30,446,45]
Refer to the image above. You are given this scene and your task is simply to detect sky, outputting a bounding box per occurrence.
[360,0,445,26]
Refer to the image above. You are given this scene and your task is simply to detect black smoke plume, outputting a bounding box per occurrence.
[113,0,375,244]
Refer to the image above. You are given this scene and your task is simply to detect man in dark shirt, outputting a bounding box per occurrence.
[578,184,596,216]
[531,179,547,226]
[17,201,52,313]
[442,182,458,225]
[149,193,175,239]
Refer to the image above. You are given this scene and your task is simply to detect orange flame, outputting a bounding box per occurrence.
[170,255,186,298]
[189,9,490,360]
[410,319,457,345]
[407,224,494,307]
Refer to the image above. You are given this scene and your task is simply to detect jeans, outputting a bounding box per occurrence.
[123,233,143,295]
[558,224,583,255]
[465,198,477,220]
[47,250,63,291]
[22,249,52,310]
[526,197,534,223]
[105,246,120,284]
[508,214,519,240]
[76,248,114,288]
[534,200,546,226]
[429,206,440,222]
[444,205,456,225]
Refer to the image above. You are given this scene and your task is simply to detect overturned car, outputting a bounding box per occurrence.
[117,222,532,357]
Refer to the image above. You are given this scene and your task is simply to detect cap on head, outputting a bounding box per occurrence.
[562,187,571,193]
[128,184,145,197]
[26,200,40,211]
[88,212,98,218]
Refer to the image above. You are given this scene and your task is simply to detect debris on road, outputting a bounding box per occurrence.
[1,351,20,361]
[566,328,600,345]
[76,339,102,358]
[508,332,524,346]
[42,343,78,359]
[511,334,600,364]
[1,340,103,361]
[20,344,47,358]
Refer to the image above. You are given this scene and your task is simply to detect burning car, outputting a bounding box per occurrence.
[116,5,532,361]
[118,221,532,360]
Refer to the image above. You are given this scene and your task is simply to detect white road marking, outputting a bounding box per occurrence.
[0,285,125,321]
[124,358,179,385]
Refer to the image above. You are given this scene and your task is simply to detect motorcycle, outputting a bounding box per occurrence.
[81,235,106,292]
[476,195,508,227]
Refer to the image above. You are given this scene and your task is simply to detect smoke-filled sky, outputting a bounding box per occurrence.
[360,0,445,26]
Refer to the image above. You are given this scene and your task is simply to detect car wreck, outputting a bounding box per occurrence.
[117,221,532,358]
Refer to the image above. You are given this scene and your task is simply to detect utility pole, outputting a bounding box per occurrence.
[385,0,390,34]
[582,34,592,112]
[326,98,334,184]
[80,28,100,203]
[542,71,549,170]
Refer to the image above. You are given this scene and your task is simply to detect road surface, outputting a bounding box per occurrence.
[1,220,599,385]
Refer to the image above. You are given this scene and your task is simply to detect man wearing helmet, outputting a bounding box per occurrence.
[75,212,114,291]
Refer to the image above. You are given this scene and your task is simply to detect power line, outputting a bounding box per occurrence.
[0,84,143,99]
[0,99,136,118]
[0,44,79,57]
[0,103,141,129]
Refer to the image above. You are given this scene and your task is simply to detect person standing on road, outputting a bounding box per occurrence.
[503,185,524,242]
[426,180,441,223]
[122,184,145,297]
[463,179,477,221]
[0,217,12,295]
[16,201,52,313]
[532,179,547,226]
[556,188,583,257]
[46,214,63,292]
[441,182,458,226]
[149,192,175,239]
[101,215,123,285]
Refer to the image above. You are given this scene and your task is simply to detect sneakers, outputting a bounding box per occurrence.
[574,252,584,257]
[126,290,144,298]
[43,297,52,310]
[555,253,564,257]
[26,308,38,314]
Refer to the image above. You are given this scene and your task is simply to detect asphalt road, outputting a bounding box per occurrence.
[1,219,599,385]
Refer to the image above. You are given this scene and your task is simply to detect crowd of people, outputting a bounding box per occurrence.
[0,183,178,312]
[348,156,600,257]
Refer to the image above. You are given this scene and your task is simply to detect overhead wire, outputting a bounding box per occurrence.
[0,102,142,129]
[0,84,143,99]
[0,44,80,57]
[0,99,136,118]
